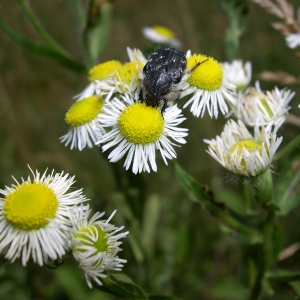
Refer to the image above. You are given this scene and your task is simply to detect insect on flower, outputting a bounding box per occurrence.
[140,47,205,114]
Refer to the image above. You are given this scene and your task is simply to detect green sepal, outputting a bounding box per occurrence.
[254,169,274,207]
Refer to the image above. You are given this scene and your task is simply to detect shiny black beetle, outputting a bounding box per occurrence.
[140,47,201,114]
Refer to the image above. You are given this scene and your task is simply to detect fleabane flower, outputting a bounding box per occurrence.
[285,33,300,49]
[0,167,88,266]
[232,82,294,129]
[60,95,106,151]
[70,205,128,288]
[142,25,182,48]
[74,60,122,100]
[204,119,282,177]
[221,60,252,91]
[181,53,236,118]
[97,93,188,174]
[96,61,144,100]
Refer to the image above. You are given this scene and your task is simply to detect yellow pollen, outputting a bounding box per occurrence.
[115,61,143,85]
[65,95,104,127]
[153,25,175,38]
[118,102,164,144]
[75,225,108,254]
[3,182,58,231]
[187,54,223,91]
[88,60,122,82]
[228,139,263,169]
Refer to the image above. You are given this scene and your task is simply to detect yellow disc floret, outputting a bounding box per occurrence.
[3,183,59,230]
[115,61,144,85]
[65,96,104,127]
[187,54,223,91]
[75,225,108,254]
[228,139,263,169]
[88,60,122,82]
[153,25,175,39]
[118,102,164,144]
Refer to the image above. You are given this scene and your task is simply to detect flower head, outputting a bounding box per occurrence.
[204,119,282,177]
[70,205,128,288]
[231,82,294,129]
[96,61,144,100]
[142,25,182,48]
[181,53,236,118]
[0,167,88,266]
[60,95,106,151]
[221,60,252,91]
[74,60,122,100]
[97,93,188,174]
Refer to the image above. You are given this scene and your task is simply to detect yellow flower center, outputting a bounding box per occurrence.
[118,102,164,144]
[187,54,223,91]
[228,139,263,169]
[75,225,108,254]
[115,61,143,85]
[65,96,104,127]
[3,182,58,230]
[88,60,122,82]
[153,25,175,39]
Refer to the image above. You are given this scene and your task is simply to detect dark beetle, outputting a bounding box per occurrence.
[140,47,201,114]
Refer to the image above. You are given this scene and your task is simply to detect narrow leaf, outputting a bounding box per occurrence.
[0,17,87,74]
[274,151,300,216]
[174,163,262,244]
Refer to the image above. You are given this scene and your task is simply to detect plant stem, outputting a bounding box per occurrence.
[249,207,275,300]
[267,272,300,283]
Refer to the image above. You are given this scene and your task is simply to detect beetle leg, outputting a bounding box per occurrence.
[139,88,144,103]
[161,98,168,115]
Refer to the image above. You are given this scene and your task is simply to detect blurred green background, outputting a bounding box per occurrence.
[0,0,300,299]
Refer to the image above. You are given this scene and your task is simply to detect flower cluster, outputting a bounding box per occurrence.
[60,47,237,174]
[0,167,128,288]
[60,47,294,176]
[205,60,295,178]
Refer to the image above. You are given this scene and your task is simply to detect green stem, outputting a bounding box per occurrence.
[249,209,275,300]
[267,272,300,283]
[273,134,300,161]
[17,0,68,56]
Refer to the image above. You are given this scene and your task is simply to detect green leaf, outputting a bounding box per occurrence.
[0,16,87,74]
[274,151,300,216]
[96,272,147,299]
[174,163,262,244]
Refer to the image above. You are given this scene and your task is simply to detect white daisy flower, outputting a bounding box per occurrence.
[181,53,236,119]
[97,93,188,174]
[70,205,128,288]
[74,60,122,100]
[204,119,283,177]
[285,33,300,49]
[60,95,106,151]
[232,81,294,129]
[0,167,88,266]
[221,60,252,91]
[142,25,182,48]
[96,61,144,100]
